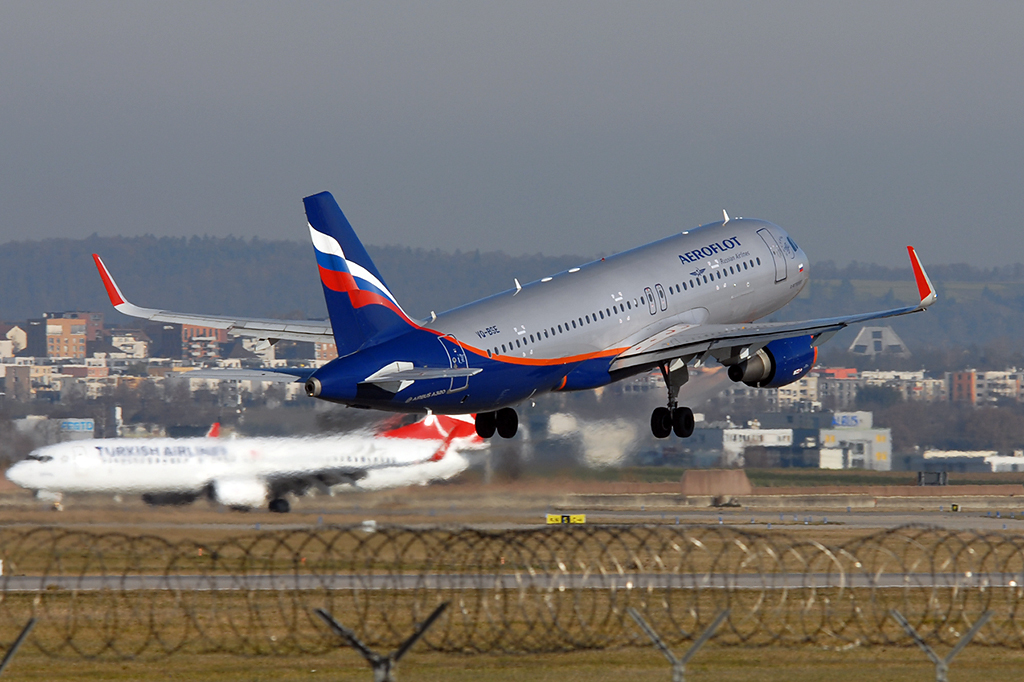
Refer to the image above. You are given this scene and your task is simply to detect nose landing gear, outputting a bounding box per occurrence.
[650,359,695,439]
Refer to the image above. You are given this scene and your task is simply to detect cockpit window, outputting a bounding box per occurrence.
[787,236,799,252]
[25,454,53,462]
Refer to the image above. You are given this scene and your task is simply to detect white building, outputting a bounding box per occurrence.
[688,423,793,467]
[109,332,150,359]
[775,376,821,410]
[819,416,892,471]
[976,370,1024,403]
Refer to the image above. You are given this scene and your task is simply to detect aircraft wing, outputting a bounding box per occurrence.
[93,255,333,343]
[611,246,937,372]
[269,468,367,494]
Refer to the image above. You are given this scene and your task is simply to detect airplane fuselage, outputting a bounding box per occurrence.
[311,218,809,413]
[7,435,442,496]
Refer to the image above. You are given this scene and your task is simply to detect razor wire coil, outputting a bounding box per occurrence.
[1,524,1023,659]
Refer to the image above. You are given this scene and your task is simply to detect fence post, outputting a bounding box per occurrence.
[0,618,36,677]
[890,609,993,682]
[627,608,729,682]
[315,603,449,682]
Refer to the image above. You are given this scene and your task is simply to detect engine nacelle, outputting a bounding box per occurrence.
[211,477,268,509]
[142,491,201,507]
[727,336,817,388]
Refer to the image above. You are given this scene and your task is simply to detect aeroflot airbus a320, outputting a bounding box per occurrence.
[93,191,936,440]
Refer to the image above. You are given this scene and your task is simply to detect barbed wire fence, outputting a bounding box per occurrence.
[0,524,1022,660]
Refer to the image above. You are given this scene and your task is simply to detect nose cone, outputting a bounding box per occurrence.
[5,461,31,488]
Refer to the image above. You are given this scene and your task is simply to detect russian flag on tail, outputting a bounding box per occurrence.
[303,192,415,357]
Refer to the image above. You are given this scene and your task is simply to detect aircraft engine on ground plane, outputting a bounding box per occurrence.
[211,477,267,509]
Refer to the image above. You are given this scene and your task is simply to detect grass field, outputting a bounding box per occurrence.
[3,485,1024,679]
[2,642,1024,681]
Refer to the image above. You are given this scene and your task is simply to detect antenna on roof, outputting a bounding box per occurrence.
[722,210,730,225]
[513,278,522,296]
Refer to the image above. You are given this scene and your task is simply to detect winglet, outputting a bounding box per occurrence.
[93,254,126,307]
[206,422,221,438]
[907,246,937,308]
[93,254,160,319]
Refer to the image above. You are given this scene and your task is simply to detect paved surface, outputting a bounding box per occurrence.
[4,508,1022,532]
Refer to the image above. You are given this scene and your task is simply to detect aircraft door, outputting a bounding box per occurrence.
[757,228,788,282]
[72,446,90,472]
[644,287,657,315]
[655,284,668,311]
[438,335,470,393]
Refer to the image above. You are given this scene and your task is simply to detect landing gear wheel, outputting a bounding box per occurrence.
[673,406,695,438]
[475,411,497,439]
[268,498,290,513]
[496,407,519,439]
[651,407,672,439]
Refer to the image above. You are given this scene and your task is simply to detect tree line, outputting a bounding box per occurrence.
[2,235,1024,356]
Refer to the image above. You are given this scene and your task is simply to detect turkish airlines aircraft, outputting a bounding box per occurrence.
[93,193,936,441]
[5,414,482,512]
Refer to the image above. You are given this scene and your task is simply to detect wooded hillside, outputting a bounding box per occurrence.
[2,235,1023,357]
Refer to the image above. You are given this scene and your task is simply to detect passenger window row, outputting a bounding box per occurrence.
[489,257,762,356]
[666,258,761,295]
[491,299,638,356]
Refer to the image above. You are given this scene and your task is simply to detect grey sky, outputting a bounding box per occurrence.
[1,2,1022,266]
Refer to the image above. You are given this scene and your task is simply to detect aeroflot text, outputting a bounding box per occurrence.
[678,237,742,264]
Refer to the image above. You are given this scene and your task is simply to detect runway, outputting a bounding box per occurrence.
[1,508,1019,533]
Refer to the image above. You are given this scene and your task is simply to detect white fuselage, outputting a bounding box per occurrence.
[7,434,448,497]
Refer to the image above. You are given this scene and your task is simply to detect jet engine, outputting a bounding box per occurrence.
[727,336,817,388]
[142,491,201,506]
[211,477,268,510]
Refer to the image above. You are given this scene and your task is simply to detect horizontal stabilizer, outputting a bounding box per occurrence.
[181,368,316,383]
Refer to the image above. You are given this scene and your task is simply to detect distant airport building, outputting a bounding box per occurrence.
[848,326,910,358]
[688,420,793,467]
[818,411,892,471]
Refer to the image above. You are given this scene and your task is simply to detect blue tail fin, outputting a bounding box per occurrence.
[303,191,414,357]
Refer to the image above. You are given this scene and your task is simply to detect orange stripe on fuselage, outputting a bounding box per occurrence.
[335,284,626,368]
[463,345,627,367]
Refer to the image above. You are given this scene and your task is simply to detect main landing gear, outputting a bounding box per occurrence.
[650,359,695,439]
[475,408,518,439]
[268,497,290,513]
